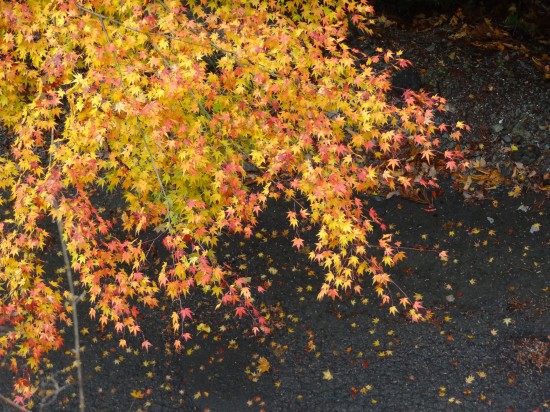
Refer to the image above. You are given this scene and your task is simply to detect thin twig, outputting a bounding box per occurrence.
[98,14,174,230]
[49,129,86,412]
[53,210,85,412]
[39,374,70,412]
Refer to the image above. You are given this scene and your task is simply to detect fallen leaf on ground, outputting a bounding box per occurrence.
[323,369,333,380]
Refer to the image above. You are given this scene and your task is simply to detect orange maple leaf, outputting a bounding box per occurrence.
[292,237,305,250]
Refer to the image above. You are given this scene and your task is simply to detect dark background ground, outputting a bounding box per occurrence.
[5,187,547,411]
[1,2,549,411]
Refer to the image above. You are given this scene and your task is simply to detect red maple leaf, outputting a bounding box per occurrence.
[180,307,193,321]
[235,307,247,318]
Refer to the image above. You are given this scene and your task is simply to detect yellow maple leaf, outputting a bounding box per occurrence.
[257,357,270,373]
[323,369,333,380]
[130,390,144,399]
[197,323,211,333]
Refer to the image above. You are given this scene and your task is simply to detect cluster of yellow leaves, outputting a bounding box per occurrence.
[0,0,468,402]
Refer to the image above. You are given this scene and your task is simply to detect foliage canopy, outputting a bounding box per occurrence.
[0,0,468,402]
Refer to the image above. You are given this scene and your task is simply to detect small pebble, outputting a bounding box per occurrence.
[492,124,504,133]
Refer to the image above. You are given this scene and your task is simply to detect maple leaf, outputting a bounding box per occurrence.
[438,123,449,132]
[235,307,247,318]
[287,211,298,228]
[456,121,470,130]
[446,160,457,171]
[257,357,270,373]
[421,149,435,163]
[292,237,305,250]
[197,323,211,333]
[141,340,152,352]
[327,288,340,300]
[115,322,125,334]
[130,390,145,399]
[323,369,333,380]
[387,158,400,170]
